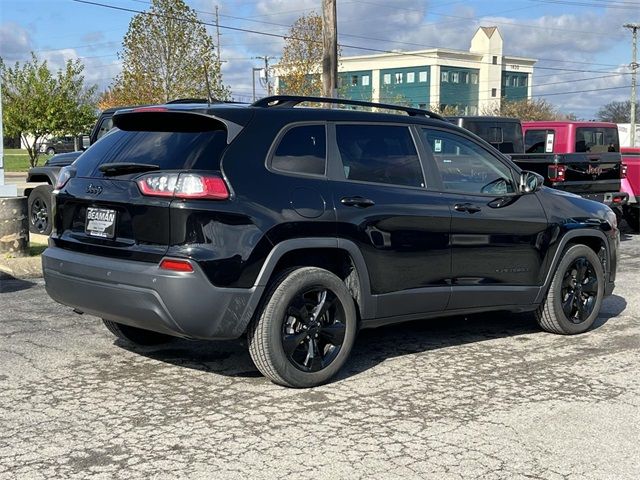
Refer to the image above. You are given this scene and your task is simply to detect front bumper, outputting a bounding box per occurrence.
[42,246,264,340]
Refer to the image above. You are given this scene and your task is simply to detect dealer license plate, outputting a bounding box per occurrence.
[85,207,116,239]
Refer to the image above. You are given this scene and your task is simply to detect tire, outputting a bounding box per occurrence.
[102,319,173,346]
[46,147,55,156]
[623,205,640,232]
[28,185,54,235]
[248,267,358,388]
[535,244,605,335]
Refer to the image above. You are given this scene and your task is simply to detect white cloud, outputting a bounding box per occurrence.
[0,22,33,62]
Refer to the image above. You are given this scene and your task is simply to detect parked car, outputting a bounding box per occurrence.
[37,136,79,156]
[42,96,619,388]
[621,147,640,231]
[447,116,524,154]
[25,108,120,234]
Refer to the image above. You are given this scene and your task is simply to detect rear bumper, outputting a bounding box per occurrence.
[580,191,628,207]
[42,246,264,340]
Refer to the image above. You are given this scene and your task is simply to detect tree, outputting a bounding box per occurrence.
[1,54,97,167]
[481,98,558,121]
[278,13,325,97]
[103,0,229,107]
[596,100,639,123]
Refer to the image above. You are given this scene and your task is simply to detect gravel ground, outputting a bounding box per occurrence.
[0,232,638,479]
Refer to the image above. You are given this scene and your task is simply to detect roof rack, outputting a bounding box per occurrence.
[251,95,445,121]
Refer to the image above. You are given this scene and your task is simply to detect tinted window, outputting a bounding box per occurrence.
[74,128,228,178]
[575,127,619,153]
[336,124,424,188]
[525,129,554,153]
[95,117,114,141]
[421,129,515,195]
[271,125,326,176]
[463,121,524,154]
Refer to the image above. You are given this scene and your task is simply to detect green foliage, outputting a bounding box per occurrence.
[102,0,229,107]
[279,13,338,97]
[481,99,559,121]
[1,54,97,167]
[596,100,639,123]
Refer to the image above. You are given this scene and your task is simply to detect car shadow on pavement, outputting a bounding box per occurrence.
[0,276,37,294]
[117,294,627,384]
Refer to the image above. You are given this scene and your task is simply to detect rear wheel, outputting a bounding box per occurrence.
[536,244,604,335]
[102,319,173,346]
[623,205,640,232]
[248,267,357,388]
[28,185,53,235]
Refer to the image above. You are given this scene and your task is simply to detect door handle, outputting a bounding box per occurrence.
[454,203,481,213]
[341,196,375,208]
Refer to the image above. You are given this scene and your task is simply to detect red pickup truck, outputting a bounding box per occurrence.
[520,121,628,208]
[621,147,640,231]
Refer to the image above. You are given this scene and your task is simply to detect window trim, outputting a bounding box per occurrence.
[265,121,329,179]
[332,121,428,190]
[416,126,520,197]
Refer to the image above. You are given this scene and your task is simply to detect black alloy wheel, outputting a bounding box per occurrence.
[282,288,347,372]
[561,257,598,324]
[31,197,48,233]
[536,244,604,335]
[248,267,357,388]
[28,185,54,235]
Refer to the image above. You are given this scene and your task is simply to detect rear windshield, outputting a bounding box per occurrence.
[74,128,228,178]
[575,127,619,153]
[460,121,523,154]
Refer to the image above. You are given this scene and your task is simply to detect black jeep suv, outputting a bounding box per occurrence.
[42,96,619,387]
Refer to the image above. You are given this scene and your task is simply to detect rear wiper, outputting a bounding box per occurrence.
[99,162,160,177]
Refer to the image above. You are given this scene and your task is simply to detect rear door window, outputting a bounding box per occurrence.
[336,124,425,188]
[271,124,326,176]
[525,129,555,153]
[74,128,229,178]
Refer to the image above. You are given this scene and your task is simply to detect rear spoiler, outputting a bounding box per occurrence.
[112,108,243,143]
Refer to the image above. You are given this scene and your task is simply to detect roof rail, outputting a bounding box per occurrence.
[167,98,251,105]
[252,95,445,121]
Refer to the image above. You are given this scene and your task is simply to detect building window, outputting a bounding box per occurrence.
[383,73,391,85]
[503,75,509,86]
[461,72,469,84]
[519,75,528,87]
[351,75,358,86]
[491,88,497,97]
[395,73,403,84]
[511,76,518,87]
[492,56,498,65]
[451,72,459,84]
[407,72,415,83]
[419,71,427,82]
[470,73,478,84]
[362,75,370,86]
[441,71,449,83]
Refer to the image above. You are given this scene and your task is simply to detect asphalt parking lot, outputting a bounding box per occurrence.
[1,231,639,479]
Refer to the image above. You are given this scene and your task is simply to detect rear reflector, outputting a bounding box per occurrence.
[137,173,229,200]
[548,164,566,182]
[159,259,194,272]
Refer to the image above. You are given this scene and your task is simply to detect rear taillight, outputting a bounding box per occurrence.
[137,173,229,200]
[621,163,628,179]
[548,164,566,182]
[55,166,74,189]
[159,258,194,272]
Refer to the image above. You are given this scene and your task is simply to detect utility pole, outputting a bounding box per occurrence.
[322,0,338,99]
[254,56,274,95]
[214,5,222,62]
[624,23,639,147]
[252,67,262,102]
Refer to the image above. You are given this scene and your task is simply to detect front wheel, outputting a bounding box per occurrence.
[248,267,358,388]
[536,245,604,335]
[46,147,55,156]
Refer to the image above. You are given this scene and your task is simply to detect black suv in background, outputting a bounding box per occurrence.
[42,96,619,387]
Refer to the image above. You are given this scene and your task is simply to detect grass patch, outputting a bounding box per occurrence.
[29,243,47,256]
[3,149,51,172]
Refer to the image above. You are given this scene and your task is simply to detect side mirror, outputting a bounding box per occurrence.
[519,170,544,194]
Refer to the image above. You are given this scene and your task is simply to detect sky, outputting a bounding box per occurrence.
[0,0,638,119]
